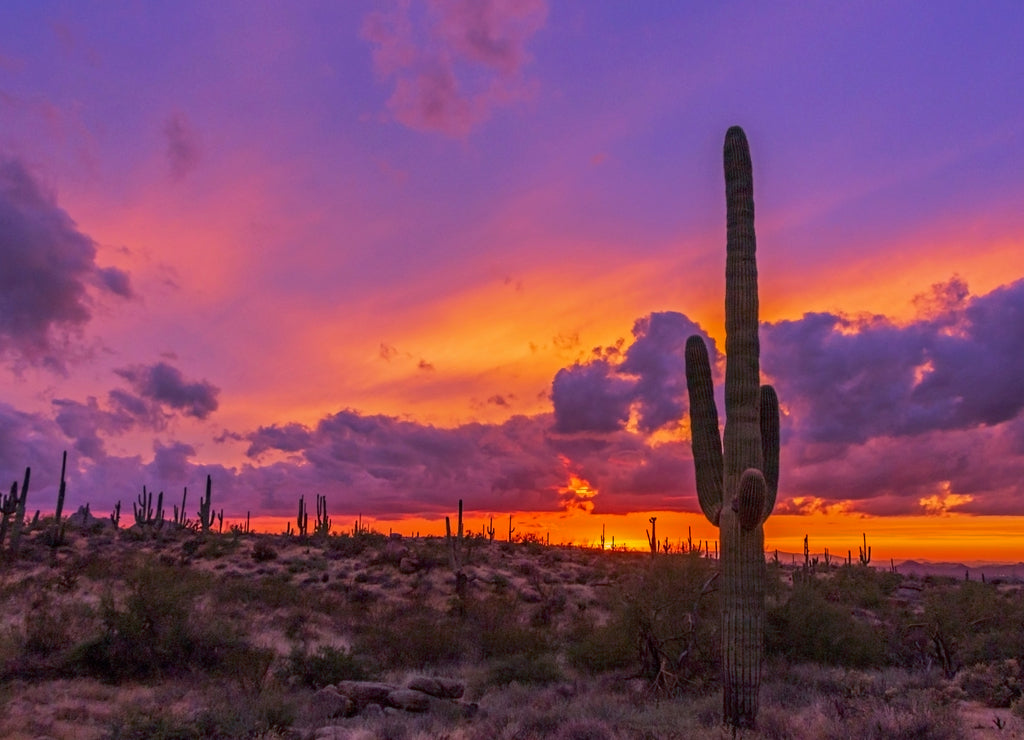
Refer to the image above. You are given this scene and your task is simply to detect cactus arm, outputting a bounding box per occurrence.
[685,336,724,526]
[735,469,766,532]
[759,385,779,520]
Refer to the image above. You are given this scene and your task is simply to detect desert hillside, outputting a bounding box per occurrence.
[0,514,1022,739]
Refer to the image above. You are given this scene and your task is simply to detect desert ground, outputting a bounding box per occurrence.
[0,508,1022,739]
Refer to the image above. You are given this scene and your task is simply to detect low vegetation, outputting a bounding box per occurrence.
[0,512,1020,739]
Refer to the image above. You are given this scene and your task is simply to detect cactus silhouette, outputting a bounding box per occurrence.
[685,126,780,728]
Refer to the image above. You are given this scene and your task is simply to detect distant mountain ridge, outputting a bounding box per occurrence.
[769,552,1024,581]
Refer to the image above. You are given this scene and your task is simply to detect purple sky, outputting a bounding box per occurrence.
[2,1,1023,528]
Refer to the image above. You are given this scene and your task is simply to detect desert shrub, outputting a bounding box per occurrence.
[251,539,277,562]
[354,603,465,668]
[956,660,1023,707]
[22,594,75,656]
[70,563,259,681]
[829,566,901,609]
[553,719,615,740]
[917,580,1024,668]
[326,531,386,558]
[467,593,548,660]
[625,553,720,683]
[484,652,563,687]
[215,572,308,610]
[766,585,885,668]
[283,644,372,688]
[108,707,204,740]
[821,694,962,740]
[195,535,241,559]
[565,610,635,674]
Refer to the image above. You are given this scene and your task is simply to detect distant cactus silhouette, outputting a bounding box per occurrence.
[859,532,872,566]
[685,126,780,728]
[0,467,29,553]
[314,494,331,537]
[133,485,164,528]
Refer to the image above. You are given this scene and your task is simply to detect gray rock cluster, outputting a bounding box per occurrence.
[311,676,476,736]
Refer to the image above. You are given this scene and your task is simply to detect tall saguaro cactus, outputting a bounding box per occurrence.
[685,126,780,728]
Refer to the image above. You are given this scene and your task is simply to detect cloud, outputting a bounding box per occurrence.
[551,359,633,433]
[6,278,1024,521]
[164,112,202,179]
[0,158,132,367]
[551,311,716,434]
[114,361,220,420]
[763,277,1024,444]
[362,0,547,136]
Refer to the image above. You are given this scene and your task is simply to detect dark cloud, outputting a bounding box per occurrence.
[245,422,313,459]
[164,112,202,179]
[619,313,706,432]
[114,362,220,419]
[551,359,633,433]
[551,311,716,434]
[0,158,132,366]
[763,278,1024,444]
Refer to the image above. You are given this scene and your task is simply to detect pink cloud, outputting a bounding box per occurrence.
[362,0,547,136]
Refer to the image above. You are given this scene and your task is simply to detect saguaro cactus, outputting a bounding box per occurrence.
[685,126,780,728]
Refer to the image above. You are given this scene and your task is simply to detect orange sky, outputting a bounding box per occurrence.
[240,510,1021,564]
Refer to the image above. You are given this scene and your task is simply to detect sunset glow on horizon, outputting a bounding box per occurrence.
[2,3,1023,563]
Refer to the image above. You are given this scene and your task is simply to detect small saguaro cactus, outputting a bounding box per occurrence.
[508,514,516,543]
[48,451,69,547]
[133,486,164,528]
[296,495,309,538]
[486,515,496,543]
[314,494,331,537]
[645,516,658,558]
[446,499,468,606]
[859,532,872,566]
[685,126,781,728]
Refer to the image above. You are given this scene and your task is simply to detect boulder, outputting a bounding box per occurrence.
[407,675,465,699]
[311,686,354,719]
[387,689,429,713]
[336,680,394,707]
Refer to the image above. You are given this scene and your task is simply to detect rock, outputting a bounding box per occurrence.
[398,556,420,574]
[361,703,384,718]
[387,689,429,713]
[519,588,543,603]
[311,687,355,719]
[314,726,354,740]
[407,675,465,699]
[425,697,479,720]
[381,540,409,565]
[336,680,395,707]
[66,505,114,530]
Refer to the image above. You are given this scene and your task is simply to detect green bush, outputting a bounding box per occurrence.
[70,563,259,681]
[283,644,372,688]
[467,593,548,660]
[625,553,720,682]
[353,603,466,668]
[767,585,885,668]
[565,610,635,674]
[484,652,563,687]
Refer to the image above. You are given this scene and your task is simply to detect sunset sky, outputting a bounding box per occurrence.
[2,2,1023,561]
